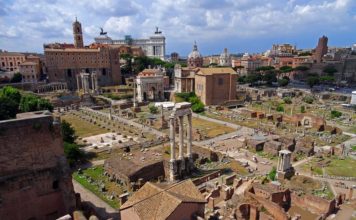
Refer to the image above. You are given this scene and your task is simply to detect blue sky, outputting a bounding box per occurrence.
[0,0,356,56]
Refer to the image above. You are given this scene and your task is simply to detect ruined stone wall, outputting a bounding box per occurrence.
[291,193,336,217]
[246,192,289,220]
[0,113,76,220]
[130,161,164,183]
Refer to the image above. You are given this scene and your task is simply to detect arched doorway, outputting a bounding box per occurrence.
[149,87,156,100]
[158,91,162,100]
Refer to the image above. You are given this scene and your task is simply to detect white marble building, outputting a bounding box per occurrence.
[95,27,166,60]
[136,69,165,102]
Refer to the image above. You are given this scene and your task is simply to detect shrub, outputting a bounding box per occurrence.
[268,167,277,181]
[330,110,342,118]
[302,96,314,104]
[64,142,84,167]
[283,97,292,104]
[276,105,284,112]
[300,105,306,113]
[148,104,158,114]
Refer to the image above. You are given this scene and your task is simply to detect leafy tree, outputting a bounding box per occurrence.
[306,74,320,88]
[10,72,22,83]
[268,167,277,181]
[294,66,309,71]
[279,66,293,73]
[330,110,342,118]
[10,73,22,83]
[61,120,76,144]
[237,76,247,84]
[262,71,277,85]
[278,78,289,87]
[0,86,21,120]
[19,94,53,112]
[148,104,158,114]
[64,142,84,167]
[323,66,337,76]
[255,66,275,72]
[246,73,262,84]
[191,102,205,113]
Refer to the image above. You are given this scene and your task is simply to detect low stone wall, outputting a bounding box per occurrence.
[192,170,222,186]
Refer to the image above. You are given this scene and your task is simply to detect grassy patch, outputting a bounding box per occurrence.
[73,166,123,209]
[192,117,235,138]
[324,157,356,177]
[61,114,107,137]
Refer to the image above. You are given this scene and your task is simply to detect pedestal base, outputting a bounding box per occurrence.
[132,106,141,113]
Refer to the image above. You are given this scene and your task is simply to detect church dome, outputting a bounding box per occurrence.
[188,42,202,59]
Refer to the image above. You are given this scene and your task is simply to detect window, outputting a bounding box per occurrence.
[52,180,59,189]
[218,78,224,85]
[67,69,72,77]
[102,68,106,76]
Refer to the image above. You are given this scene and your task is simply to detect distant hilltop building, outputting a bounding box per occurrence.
[270,44,296,57]
[94,27,166,60]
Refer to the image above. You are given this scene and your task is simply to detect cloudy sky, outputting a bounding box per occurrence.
[0,0,355,56]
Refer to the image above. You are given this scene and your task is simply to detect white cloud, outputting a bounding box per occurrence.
[104,16,133,34]
[0,0,355,54]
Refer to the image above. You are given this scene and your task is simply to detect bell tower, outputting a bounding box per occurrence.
[73,17,84,48]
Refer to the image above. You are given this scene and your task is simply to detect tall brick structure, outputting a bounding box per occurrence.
[0,111,76,220]
[313,35,328,63]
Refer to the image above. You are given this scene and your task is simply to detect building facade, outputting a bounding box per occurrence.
[174,64,196,93]
[19,61,41,83]
[94,27,165,60]
[0,112,76,220]
[44,19,122,90]
[195,67,237,105]
[0,52,26,72]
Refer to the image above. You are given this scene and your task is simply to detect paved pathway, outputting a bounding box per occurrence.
[73,180,119,220]
[292,156,314,167]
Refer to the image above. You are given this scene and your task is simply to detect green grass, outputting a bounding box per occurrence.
[312,183,335,200]
[61,114,107,137]
[352,146,356,152]
[324,157,356,177]
[73,166,122,209]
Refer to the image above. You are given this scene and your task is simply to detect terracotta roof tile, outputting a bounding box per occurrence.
[121,179,206,219]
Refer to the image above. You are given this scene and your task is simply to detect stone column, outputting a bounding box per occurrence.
[91,74,95,92]
[169,116,176,162]
[178,116,184,160]
[169,116,177,181]
[94,74,99,93]
[187,113,192,158]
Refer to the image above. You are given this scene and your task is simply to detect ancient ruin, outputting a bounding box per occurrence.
[169,102,194,181]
